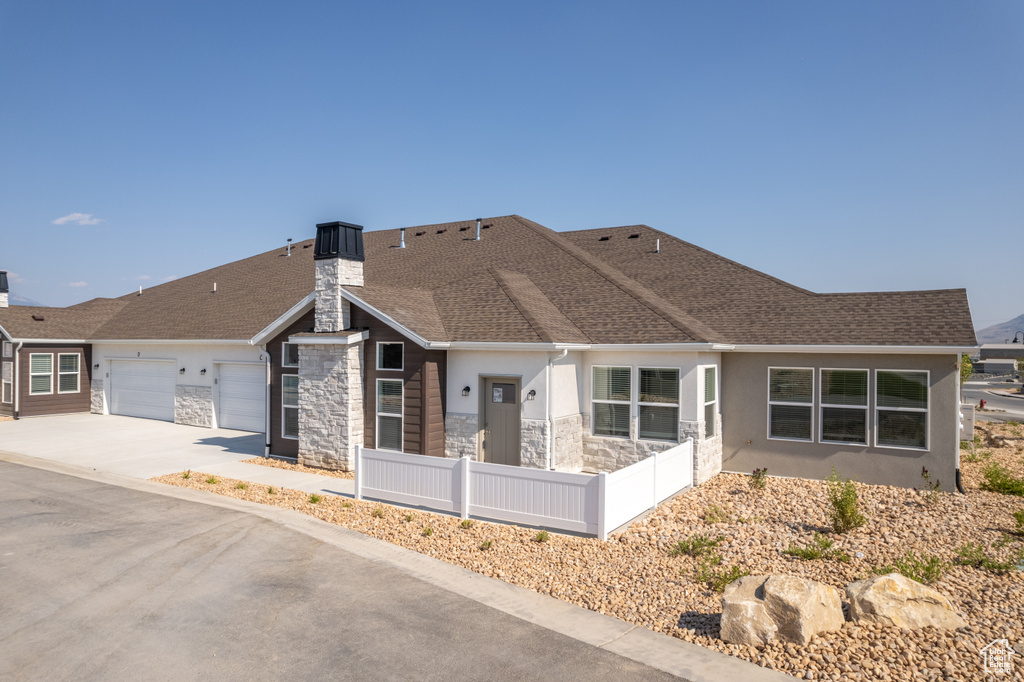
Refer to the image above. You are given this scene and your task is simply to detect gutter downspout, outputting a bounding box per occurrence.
[13,341,22,419]
[546,348,568,470]
[955,352,966,494]
[262,345,271,457]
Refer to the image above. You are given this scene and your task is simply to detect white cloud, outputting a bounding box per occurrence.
[69,281,87,287]
[162,275,179,282]
[53,212,103,226]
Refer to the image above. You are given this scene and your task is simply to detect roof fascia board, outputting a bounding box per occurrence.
[339,289,435,349]
[586,343,719,352]
[442,342,592,351]
[91,339,251,345]
[289,330,370,345]
[0,323,13,341]
[728,344,979,355]
[7,338,88,344]
[249,293,316,346]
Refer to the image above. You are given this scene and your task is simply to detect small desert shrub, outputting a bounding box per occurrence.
[422,526,433,537]
[308,494,322,504]
[749,467,768,491]
[371,507,384,518]
[873,551,947,585]
[460,519,473,529]
[918,467,941,505]
[669,533,722,558]
[235,482,247,490]
[955,542,1023,573]
[692,554,749,592]
[205,475,219,485]
[533,530,550,543]
[784,532,851,563]
[826,468,867,533]
[341,501,352,508]
[181,470,191,479]
[402,514,413,523]
[703,504,732,524]
[479,539,493,551]
[981,463,1024,496]
[1013,509,1024,535]
[267,486,276,495]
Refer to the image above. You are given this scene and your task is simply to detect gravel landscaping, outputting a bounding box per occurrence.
[154,422,1024,681]
[240,456,355,480]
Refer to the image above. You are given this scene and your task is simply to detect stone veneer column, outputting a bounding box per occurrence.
[297,341,364,471]
[90,379,105,414]
[444,413,479,459]
[315,259,361,333]
[174,385,214,427]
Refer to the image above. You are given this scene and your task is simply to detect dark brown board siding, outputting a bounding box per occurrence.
[267,310,315,458]
[17,344,92,417]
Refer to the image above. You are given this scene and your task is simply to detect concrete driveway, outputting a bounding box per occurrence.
[0,413,352,494]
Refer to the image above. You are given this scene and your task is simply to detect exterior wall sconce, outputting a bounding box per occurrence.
[179,367,186,374]
[462,386,471,397]
[526,389,536,401]
[200,368,206,375]
[93,364,99,370]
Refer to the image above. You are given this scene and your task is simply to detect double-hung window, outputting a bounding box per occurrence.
[876,370,928,449]
[377,379,403,450]
[2,341,11,358]
[768,368,813,441]
[281,374,299,439]
[820,369,868,444]
[58,354,80,394]
[281,343,299,368]
[2,362,12,404]
[377,342,403,371]
[703,367,717,438]
[29,353,53,395]
[638,368,679,441]
[592,366,631,437]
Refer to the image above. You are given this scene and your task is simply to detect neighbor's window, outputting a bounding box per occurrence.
[2,361,12,404]
[377,379,403,450]
[638,368,679,441]
[282,343,299,368]
[29,353,53,395]
[2,342,11,358]
[820,369,868,444]
[703,367,717,438]
[282,374,299,439]
[876,370,929,449]
[377,342,403,371]
[58,354,80,394]
[592,366,631,437]
[768,368,813,441]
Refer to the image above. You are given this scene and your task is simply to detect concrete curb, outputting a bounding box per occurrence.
[1,449,795,682]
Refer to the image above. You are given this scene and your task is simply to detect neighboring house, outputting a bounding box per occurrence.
[0,215,978,490]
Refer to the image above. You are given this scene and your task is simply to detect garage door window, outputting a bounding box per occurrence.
[282,374,299,439]
[58,354,80,394]
[30,353,53,395]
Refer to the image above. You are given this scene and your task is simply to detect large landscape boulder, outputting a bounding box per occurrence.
[846,573,966,630]
[721,575,845,646]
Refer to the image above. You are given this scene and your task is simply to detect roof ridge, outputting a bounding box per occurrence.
[489,268,592,344]
[509,216,721,343]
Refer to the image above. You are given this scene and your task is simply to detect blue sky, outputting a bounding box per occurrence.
[1,1,1021,330]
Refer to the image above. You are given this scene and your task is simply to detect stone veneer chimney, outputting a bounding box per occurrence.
[0,271,8,308]
[313,221,364,333]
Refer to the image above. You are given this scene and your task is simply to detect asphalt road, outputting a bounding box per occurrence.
[0,461,679,682]
[963,377,1024,423]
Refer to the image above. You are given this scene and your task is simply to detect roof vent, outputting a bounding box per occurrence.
[598,236,610,242]
[482,224,491,229]
[459,226,469,232]
[628,233,639,239]
[436,229,447,234]
[286,238,292,256]
[399,228,406,248]
[416,231,425,237]
[475,218,482,241]
[32,314,44,321]
[314,221,364,262]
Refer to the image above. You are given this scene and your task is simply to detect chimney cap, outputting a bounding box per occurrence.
[314,221,365,262]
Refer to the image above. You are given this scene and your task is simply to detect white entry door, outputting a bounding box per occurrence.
[109,360,175,421]
[218,364,266,432]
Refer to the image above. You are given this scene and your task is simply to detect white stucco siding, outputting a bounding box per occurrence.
[551,351,583,419]
[91,342,266,429]
[445,350,549,420]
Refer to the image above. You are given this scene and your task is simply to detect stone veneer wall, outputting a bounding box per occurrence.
[552,414,584,472]
[314,259,360,333]
[519,419,549,469]
[90,379,104,415]
[298,342,363,470]
[444,412,478,459]
[683,414,723,485]
[174,385,213,427]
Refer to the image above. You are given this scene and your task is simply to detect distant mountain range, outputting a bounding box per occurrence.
[10,293,45,307]
[976,313,1024,344]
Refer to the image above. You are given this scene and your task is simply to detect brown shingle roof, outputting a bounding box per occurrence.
[0,215,977,347]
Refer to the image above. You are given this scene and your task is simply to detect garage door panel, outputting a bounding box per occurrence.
[218,364,265,432]
[110,361,174,422]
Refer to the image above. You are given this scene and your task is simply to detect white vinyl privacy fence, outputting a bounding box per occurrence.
[354,439,693,540]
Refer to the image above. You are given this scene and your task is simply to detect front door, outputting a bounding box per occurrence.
[482,378,520,466]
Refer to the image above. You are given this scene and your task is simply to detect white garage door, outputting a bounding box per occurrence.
[218,364,266,433]
[110,360,175,421]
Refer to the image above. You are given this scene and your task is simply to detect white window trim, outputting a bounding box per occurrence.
[376,341,404,372]
[874,369,930,451]
[700,365,718,440]
[637,366,680,442]
[29,353,53,396]
[819,367,869,446]
[376,378,403,451]
[281,342,299,368]
[591,365,633,439]
[2,361,12,404]
[766,366,815,443]
[57,353,81,394]
[281,373,299,440]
